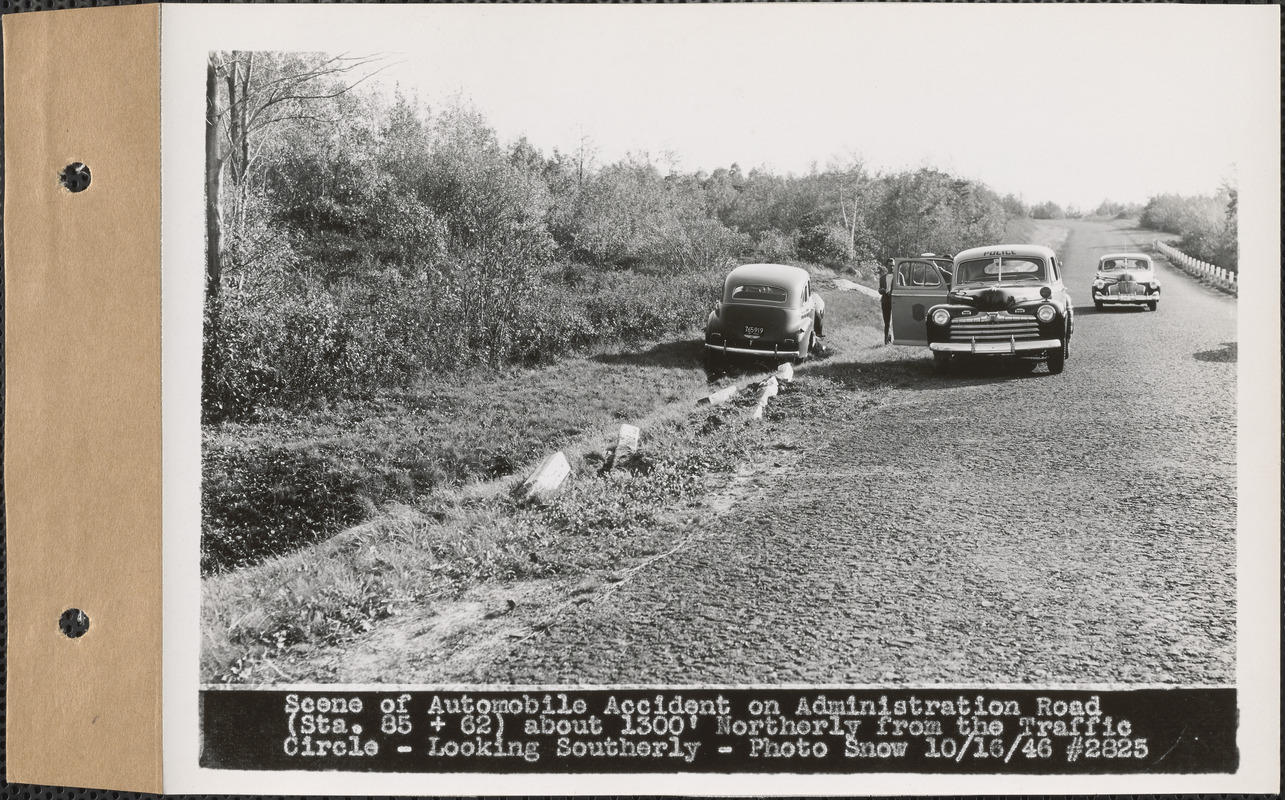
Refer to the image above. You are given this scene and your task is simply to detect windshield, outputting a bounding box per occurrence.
[1100,258,1150,271]
[955,257,1047,284]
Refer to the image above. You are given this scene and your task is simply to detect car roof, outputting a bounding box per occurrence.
[726,263,811,287]
[1098,252,1152,262]
[954,244,1057,262]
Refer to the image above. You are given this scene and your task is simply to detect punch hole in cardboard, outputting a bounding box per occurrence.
[59,608,90,638]
[59,161,91,192]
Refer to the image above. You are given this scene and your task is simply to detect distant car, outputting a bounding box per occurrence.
[1092,253,1160,311]
[886,254,955,345]
[923,243,1074,374]
[704,263,825,369]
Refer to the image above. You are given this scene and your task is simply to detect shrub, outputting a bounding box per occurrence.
[1030,201,1065,220]
[754,229,797,262]
[1142,190,1237,271]
[797,223,853,267]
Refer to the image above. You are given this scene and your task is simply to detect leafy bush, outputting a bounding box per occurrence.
[797,223,853,267]
[1030,201,1065,220]
[864,169,1007,260]
[754,229,797,262]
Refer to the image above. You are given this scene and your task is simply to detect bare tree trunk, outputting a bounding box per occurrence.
[840,189,862,258]
[234,54,254,228]
[205,55,227,417]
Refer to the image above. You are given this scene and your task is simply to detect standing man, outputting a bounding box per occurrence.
[878,260,896,344]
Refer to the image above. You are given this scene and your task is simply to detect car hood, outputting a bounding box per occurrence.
[948,285,1047,310]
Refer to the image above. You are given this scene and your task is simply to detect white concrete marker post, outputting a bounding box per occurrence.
[750,376,779,420]
[514,451,571,504]
[609,424,640,471]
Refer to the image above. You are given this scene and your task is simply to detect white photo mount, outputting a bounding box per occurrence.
[3,3,1280,794]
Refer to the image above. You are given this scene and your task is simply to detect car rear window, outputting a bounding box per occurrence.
[1100,258,1150,270]
[956,257,1047,283]
[731,284,789,302]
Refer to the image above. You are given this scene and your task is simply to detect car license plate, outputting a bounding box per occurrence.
[1119,294,1136,300]
[744,325,765,337]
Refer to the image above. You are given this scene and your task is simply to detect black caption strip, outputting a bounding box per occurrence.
[201,688,1236,774]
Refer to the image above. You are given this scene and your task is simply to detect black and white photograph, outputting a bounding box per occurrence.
[165,3,1277,791]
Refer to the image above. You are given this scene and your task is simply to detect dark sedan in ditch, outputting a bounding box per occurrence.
[704,263,825,369]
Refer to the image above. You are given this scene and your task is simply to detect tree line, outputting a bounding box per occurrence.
[1139,188,1238,273]
[203,52,1228,421]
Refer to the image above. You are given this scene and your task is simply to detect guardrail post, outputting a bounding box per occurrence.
[1157,241,1235,294]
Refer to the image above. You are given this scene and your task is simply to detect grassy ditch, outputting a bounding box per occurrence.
[202,339,720,574]
[201,388,795,683]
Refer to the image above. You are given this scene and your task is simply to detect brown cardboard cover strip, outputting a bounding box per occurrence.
[4,4,162,792]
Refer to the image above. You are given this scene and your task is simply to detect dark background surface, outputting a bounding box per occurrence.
[0,1,1269,799]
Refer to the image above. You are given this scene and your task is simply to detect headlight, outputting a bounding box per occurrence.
[1092,279,1105,289]
[1036,304,1057,323]
[930,308,951,326]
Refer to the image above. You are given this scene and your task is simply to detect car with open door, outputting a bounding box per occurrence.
[925,244,1074,374]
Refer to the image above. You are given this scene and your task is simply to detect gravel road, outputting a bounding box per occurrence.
[473,219,1236,685]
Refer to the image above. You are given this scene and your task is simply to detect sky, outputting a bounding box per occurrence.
[217,4,1277,209]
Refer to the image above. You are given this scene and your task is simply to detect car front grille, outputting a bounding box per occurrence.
[1109,281,1141,295]
[948,313,1041,342]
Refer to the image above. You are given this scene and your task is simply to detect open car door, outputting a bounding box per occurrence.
[890,259,951,346]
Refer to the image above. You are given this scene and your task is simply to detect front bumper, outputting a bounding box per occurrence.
[705,343,801,358]
[1096,293,1158,304]
[929,338,1062,355]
